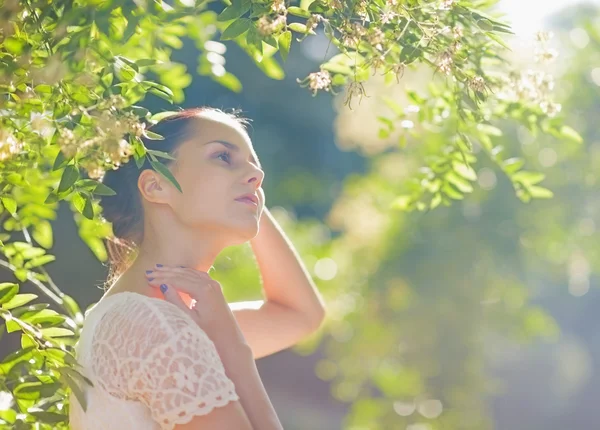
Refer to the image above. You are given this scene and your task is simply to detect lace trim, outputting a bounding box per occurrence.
[156,388,240,430]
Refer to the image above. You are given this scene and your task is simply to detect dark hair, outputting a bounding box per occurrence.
[98,107,250,290]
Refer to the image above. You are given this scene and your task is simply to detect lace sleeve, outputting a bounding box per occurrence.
[90,295,240,430]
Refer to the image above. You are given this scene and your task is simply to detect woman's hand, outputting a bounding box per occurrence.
[145,265,249,352]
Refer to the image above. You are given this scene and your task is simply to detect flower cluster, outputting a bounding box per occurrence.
[496,32,562,117]
[498,70,561,117]
[298,69,333,96]
[270,0,286,14]
[56,107,142,179]
[0,128,23,161]
[533,31,559,64]
[257,14,287,36]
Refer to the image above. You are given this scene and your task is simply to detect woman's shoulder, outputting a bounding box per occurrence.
[89,291,202,342]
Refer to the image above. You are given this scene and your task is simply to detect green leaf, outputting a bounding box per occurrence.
[150,160,183,193]
[143,130,164,140]
[221,18,251,40]
[485,31,511,50]
[279,31,292,62]
[24,255,56,269]
[452,161,477,181]
[217,0,251,22]
[253,55,284,80]
[4,37,25,54]
[212,72,242,92]
[148,87,173,103]
[503,157,524,174]
[442,183,464,200]
[560,125,583,144]
[58,165,79,193]
[82,194,94,219]
[146,149,176,160]
[92,182,117,196]
[477,123,503,136]
[32,220,53,249]
[150,111,180,122]
[287,7,311,18]
[529,186,554,199]
[1,196,17,215]
[52,150,70,171]
[136,59,160,67]
[28,411,67,424]
[61,294,83,322]
[40,327,74,338]
[245,26,263,52]
[0,283,19,305]
[390,195,413,211]
[446,171,474,193]
[512,171,545,186]
[2,294,38,310]
[57,366,93,412]
[288,22,316,35]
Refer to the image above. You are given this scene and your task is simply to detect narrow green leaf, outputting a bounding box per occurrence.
[279,31,292,62]
[143,130,164,140]
[217,0,251,22]
[0,283,19,305]
[529,186,554,199]
[1,197,17,215]
[92,182,117,196]
[512,170,545,186]
[212,72,242,92]
[221,18,251,40]
[2,294,38,310]
[40,327,74,338]
[82,194,94,219]
[58,165,79,193]
[150,160,183,193]
[287,7,311,18]
[24,255,56,269]
[503,157,524,174]
[560,125,583,144]
[150,111,180,122]
[288,23,316,35]
[61,294,83,322]
[146,149,176,161]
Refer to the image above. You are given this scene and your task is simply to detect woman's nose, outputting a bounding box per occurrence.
[247,167,264,186]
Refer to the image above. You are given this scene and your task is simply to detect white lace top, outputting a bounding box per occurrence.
[68,291,240,430]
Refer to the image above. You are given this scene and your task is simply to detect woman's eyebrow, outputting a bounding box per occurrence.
[205,140,261,169]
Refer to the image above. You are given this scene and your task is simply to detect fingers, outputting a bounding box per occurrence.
[158,283,191,316]
[145,266,221,296]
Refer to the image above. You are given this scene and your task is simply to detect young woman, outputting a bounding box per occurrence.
[68,107,327,429]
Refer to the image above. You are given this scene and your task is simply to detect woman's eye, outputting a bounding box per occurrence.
[216,151,231,164]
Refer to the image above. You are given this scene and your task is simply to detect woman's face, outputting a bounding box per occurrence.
[160,116,265,245]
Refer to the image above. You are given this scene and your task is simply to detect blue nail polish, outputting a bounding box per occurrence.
[156,264,163,267]
[146,270,153,274]
[160,284,168,294]
[148,277,154,281]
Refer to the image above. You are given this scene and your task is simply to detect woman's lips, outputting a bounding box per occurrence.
[235,197,258,206]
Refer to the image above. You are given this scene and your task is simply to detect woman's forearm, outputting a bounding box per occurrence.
[221,343,284,430]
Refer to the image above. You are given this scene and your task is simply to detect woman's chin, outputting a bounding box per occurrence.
[227,223,260,245]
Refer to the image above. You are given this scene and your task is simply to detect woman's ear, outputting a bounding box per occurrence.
[137,169,172,204]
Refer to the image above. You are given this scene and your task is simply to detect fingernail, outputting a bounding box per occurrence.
[178,265,185,268]
[156,264,163,267]
[145,270,153,274]
[160,284,168,294]
[147,277,154,281]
